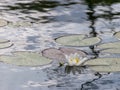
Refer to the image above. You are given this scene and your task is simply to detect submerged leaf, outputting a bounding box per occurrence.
[0,51,52,66]
[55,35,101,47]
[97,42,120,49]
[85,58,120,72]
[114,32,120,40]
[0,19,8,27]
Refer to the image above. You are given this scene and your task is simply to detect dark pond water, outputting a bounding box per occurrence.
[0,0,120,90]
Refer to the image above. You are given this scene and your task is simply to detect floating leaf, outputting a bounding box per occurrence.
[0,19,8,27]
[0,41,13,49]
[56,35,85,45]
[55,35,101,47]
[55,34,85,45]
[101,48,120,54]
[0,39,10,43]
[8,21,32,27]
[114,32,120,40]
[89,65,120,72]
[97,42,120,49]
[59,47,86,56]
[42,47,87,62]
[85,58,120,72]
[42,48,65,60]
[0,51,52,66]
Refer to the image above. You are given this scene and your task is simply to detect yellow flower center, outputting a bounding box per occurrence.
[74,57,80,64]
[69,57,80,65]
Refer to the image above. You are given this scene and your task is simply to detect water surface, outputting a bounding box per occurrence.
[0,0,120,90]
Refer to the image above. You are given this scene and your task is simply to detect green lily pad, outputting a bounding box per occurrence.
[0,19,8,27]
[8,21,32,27]
[42,47,87,62]
[97,42,120,49]
[0,41,13,49]
[89,65,120,72]
[0,51,52,66]
[114,32,120,40]
[0,39,10,43]
[85,58,120,72]
[101,48,120,54]
[55,35,101,47]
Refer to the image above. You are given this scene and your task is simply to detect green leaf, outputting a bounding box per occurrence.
[0,19,8,27]
[85,58,120,72]
[55,34,85,45]
[55,35,101,47]
[89,65,120,72]
[114,32,120,40]
[0,39,10,43]
[97,42,120,49]
[0,51,52,66]
[101,48,120,54]
[0,41,13,49]
[8,21,32,27]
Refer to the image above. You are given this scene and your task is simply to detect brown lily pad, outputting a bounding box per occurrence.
[42,47,87,62]
[59,47,86,56]
[42,48,65,61]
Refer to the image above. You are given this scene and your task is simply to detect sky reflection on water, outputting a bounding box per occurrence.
[0,0,120,90]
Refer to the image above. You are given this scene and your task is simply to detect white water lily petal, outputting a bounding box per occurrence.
[65,53,88,66]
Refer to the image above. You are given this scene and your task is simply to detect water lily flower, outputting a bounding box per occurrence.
[65,53,88,66]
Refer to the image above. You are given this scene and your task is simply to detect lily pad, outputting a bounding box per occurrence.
[114,32,120,40]
[89,65,120,72]
[55,35,101,47]
[8,21,32,27]
[85,58,120,72]
[101,48,120,54]
[59,47,86,56]
[42,48,65,60]
[0,41,13,49]
[97,42,120,49]
[0,19,8,27]
[0,39,10,43]
[42,47,87,62]
[0,51,52,66]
